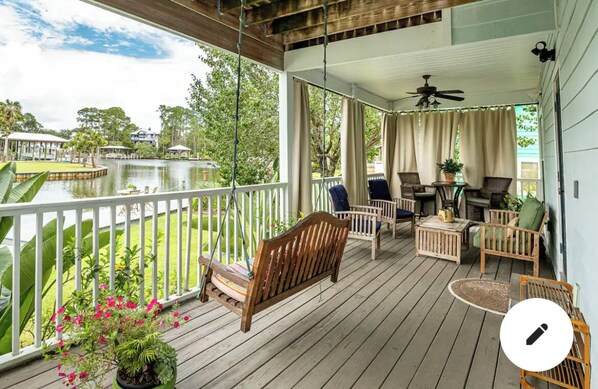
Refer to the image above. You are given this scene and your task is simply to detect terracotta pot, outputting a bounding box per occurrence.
[444,173,456,182]
[113,369,176,389]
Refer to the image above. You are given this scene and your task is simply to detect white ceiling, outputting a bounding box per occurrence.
[326,32,548,105]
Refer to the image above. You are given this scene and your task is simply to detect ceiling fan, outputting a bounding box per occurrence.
[406,75,465,109]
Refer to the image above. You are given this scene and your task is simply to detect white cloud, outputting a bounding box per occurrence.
[0,0,208,132]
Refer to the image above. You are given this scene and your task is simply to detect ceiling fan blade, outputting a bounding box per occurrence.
[435,90,464,94]
[435,93,465,101]
[415,97,425,107]
[395,95,420,102]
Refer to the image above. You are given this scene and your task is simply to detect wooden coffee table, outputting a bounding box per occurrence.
[415,216,471,264]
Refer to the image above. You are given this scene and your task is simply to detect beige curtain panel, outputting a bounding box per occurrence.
[382,112,418,197]
[418,110,460,184]
[341,97,368,205]
[460,106,517,193]
[290,79,313,215]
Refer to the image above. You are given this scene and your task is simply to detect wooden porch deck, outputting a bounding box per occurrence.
[1,224,556,389]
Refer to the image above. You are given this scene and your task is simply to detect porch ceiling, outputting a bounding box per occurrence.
[84,0,479,70]
[325,31,548,109]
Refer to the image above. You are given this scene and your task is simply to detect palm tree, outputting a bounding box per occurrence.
[67,129,107,168]
[0,100,24,161]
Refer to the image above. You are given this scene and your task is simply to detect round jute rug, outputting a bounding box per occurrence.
[448,278,511,316]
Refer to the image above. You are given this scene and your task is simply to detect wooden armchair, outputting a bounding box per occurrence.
[473,198,548,276]
[329,184,382,259]
[367,178,416,239]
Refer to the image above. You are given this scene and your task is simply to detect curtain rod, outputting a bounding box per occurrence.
[300,80,393,114]
[394,102,538,115]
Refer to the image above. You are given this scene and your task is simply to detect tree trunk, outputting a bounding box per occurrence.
[3,139,9,162]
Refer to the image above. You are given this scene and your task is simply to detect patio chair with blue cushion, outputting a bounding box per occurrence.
[367,178,416,239]
[329,184,382,259]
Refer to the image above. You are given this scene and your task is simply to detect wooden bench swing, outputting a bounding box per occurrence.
[198,0,350,332]
[199,212,349,332]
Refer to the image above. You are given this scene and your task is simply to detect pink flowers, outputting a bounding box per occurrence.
[57,307,66,314]
[136,320,144,326]
[58,340,64,347]
[99,335,106,344]
[173,311,180,318]
[104,311,112,319]
[173,321,180,328]
[73,316,82,325]
[67,372,76,383]
[79,372,88,379]
[93,311,103,320]
[184,315,190,321]
[99,283,107,290]
[55,324,64,333]
[125,301,137,309]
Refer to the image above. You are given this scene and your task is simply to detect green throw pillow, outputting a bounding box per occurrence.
[518,198,544,231]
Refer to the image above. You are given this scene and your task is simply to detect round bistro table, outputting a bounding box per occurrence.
[432,181,468,218]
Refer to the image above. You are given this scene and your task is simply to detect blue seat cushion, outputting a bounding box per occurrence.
[396,209,414,219]
[329,185,350,212]
[355,220,382,234]
[368,179,392,201]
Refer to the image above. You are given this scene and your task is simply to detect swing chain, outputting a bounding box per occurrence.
[316,0,329,209]
[199,0,252,301]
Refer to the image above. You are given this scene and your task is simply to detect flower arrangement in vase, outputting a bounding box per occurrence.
[436,159,464,183]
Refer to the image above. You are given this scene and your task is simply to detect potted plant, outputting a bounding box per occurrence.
[436,159,464,183]
[45,289,188,389]
[127,183,137,191]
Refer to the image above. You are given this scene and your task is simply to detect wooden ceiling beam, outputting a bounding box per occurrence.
[171,0,282,49]
[84,0,283,69]
[245,0,347,25]
[218,0,262,12]
[271,0,477,36]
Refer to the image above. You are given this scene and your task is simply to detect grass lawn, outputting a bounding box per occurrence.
[9,161,96,173]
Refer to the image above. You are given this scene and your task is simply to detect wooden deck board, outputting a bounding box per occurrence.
[0,225,555,389]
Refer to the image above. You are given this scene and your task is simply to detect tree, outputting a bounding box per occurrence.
[188,45,279,186]
[134,142,158,159]
[309,86,342,177]
[157,105,201,154]
[0,100,24,161]
[517,104,538,148]
[364,105,382,163]
[67,129,107,168]
[76,107,137,146]
[18,113,44,133]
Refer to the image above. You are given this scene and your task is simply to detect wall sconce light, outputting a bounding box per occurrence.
[531,41,556,62]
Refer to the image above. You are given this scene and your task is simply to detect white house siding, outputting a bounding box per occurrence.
[539,0,598,385]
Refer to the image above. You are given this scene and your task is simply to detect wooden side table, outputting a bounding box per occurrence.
[415,216,471,264]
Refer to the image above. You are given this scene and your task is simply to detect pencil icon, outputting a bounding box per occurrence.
[526,323,548,345]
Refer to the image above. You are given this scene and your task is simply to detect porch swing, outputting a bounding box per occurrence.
[198,0,350,332]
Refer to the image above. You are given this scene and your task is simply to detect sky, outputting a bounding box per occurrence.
[0,0,208,132]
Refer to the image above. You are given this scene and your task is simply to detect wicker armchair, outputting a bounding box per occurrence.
[397,172,436,217]
[329,184,382,259]
[464,176,512,221]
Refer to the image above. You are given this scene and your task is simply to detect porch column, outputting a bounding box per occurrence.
[279,71,295,221]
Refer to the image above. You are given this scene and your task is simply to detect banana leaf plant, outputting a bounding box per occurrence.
[0,162,48,320]
[0,218,120,354]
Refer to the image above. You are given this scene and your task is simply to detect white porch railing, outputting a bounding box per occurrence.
[311,173,386,212]
[517,178,543,201]
[0,182,287,370]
